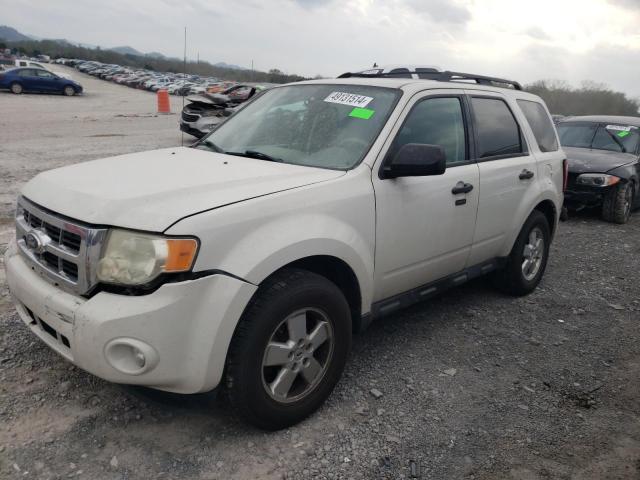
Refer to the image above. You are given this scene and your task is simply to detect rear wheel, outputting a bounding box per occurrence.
[602,182,634,224]
[493,210,551,296]
[10,82,23,94]
[63,85,76,97]
[225,268,351,430]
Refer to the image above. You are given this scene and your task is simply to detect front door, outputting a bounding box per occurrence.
[372,92,479,301]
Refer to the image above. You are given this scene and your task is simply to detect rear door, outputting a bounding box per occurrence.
[465,92,540,265]
[17,69,40,91]
[372,90,480,301]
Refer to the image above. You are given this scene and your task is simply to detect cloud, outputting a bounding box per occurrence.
[403,0,472,24]
[525,27,550,41]
[292,0,334,8]
[608,0,640,10]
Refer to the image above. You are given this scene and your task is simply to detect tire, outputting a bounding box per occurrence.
[225,268,352,430]
[63,85,76,97]
[602,182,634,224]
[493,210,551,296]
[10,82,23,94]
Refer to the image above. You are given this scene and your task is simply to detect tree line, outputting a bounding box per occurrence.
[524,80,639,116]
[0,38,309,84]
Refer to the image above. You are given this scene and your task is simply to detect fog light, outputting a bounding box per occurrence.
[133,349,146,368]
[104,338,158,375]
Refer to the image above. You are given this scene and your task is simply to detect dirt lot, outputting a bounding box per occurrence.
[1,66,639,480]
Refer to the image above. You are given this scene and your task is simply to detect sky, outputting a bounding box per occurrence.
[2,0,640,97]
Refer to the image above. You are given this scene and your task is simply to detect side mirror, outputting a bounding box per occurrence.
[382,143,447,179]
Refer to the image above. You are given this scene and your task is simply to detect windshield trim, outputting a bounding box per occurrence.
[194,83,404,172]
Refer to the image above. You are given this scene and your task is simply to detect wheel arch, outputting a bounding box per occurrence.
[533,199,558,239]
[273,255,363,332]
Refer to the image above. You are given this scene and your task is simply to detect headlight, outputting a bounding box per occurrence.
[97,230,198,286]
[576,173,620,187]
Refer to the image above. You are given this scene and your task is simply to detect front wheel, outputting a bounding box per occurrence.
[493,210,551,296]
[602,182,634,224]
[63,85,76,97]
[225,268,352,430]
[10,82,23,94]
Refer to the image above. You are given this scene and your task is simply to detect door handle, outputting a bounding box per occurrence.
[519,169,535,180]
[452,182,474,195]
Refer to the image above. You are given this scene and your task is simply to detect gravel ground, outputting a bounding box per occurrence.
[1,67,639,480]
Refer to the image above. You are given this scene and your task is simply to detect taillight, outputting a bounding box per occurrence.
[562,159,568,192]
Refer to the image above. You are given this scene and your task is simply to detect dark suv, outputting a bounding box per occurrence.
[557,116,640,223]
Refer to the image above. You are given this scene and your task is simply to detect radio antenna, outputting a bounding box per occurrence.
[181,26,187,147]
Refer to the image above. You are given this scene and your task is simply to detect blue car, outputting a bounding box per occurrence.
[0,67,83,96]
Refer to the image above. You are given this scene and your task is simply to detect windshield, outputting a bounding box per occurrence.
[196,84,400,169]
[557,122,640,154]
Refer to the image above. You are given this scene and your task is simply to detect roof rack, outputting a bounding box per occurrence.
[337,69,522,91]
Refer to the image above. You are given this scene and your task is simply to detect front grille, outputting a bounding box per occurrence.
[15,196,107,295]
[182,111,199,122]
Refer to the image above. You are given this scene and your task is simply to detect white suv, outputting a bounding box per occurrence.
[4,70,565,430]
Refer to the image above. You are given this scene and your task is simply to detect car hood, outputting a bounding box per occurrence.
[564,146,637,174]
[21,147,345,232]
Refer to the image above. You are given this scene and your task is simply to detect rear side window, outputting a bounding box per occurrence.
[471,97,523,159]
[17,69,34,77]
[517,100,559,152]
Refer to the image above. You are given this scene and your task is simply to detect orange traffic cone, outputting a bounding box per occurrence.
[157,89,171,114]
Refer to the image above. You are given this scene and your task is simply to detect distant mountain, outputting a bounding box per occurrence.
[109,45,144,56]
[2,25,249,72]
[0,25,31,42]
[146,51,166,59]
[214,61,246,70]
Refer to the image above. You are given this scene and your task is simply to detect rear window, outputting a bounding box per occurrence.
[471,97,523,159]
[517,100,559,152]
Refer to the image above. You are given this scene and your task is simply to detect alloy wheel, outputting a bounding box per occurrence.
[522,227,545,281]
[261,308,334,404]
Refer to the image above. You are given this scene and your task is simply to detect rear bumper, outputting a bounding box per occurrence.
[179,122,205,138]
[5,240,257,393]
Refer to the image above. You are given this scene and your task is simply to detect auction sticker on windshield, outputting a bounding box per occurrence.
[324,92,373,108]
[606,125,637,132]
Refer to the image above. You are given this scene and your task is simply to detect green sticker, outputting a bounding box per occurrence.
[349,107,375,120]
[618,131,630,138]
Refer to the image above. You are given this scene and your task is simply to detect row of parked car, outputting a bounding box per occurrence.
[54,58,243,96]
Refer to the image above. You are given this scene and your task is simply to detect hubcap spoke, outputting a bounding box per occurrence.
[307,321,330,351]
[287,312,307,342]
[301,357,322,384]
[264,342,294,367]
[270,367,298,399]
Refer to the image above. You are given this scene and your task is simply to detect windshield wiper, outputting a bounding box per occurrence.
[224,150,283,162]
[603,129,627,153]
[197,139,223,153]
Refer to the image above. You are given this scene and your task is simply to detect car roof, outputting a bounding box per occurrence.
[559,115,640,127]
[290,77,541,100]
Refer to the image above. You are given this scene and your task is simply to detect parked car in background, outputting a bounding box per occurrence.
[557,116,640,223]
[14,59,73,79]
[180,83,273,137]
[0,67,83,96]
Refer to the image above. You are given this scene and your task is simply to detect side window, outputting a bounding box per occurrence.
[471,97,523,159]
[35,70,54,78]
[388,97,467,165]
[517,100,559,152]
[19,61,27,66]
[18,69,33,77]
